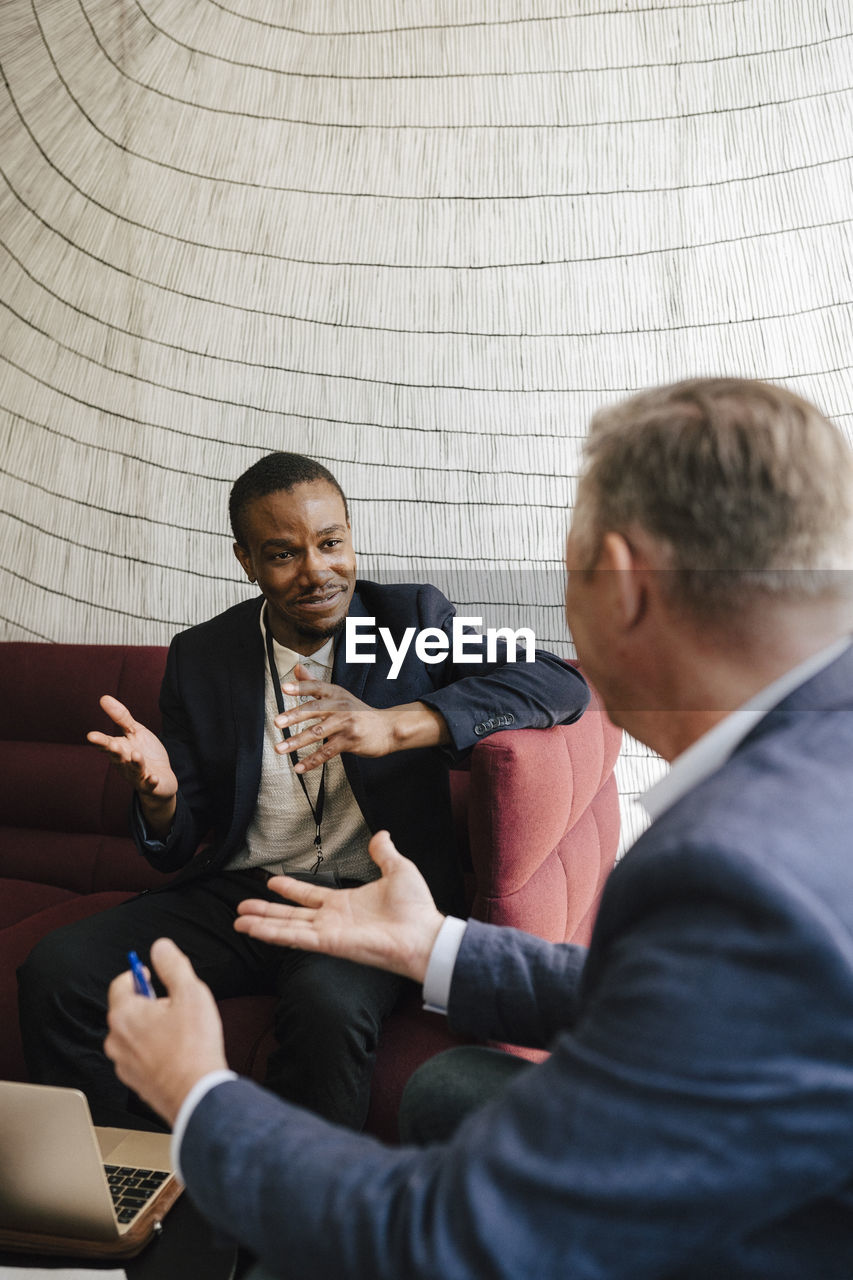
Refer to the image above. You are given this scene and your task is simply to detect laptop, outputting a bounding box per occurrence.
[0,1082,182,1259]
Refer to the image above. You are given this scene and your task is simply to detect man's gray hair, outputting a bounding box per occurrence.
[580,377,853,619]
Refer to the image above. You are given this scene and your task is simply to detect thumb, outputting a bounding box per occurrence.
[293,662,311,681]
[149,937,200,1000]
[368,829,403,876]
[100,695,136,732]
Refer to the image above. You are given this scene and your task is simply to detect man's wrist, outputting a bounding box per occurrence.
[404,909,447,985]
[385,702,450,752]
[138,792,177,838]
[171,1070,238,1184]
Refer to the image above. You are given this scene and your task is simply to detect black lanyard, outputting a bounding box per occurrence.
[264,620,326,873]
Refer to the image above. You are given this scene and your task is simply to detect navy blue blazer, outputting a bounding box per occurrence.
[182,643,853,1278]
[133,581,588,912]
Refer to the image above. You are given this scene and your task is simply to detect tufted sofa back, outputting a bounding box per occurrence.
[0,644,170,894]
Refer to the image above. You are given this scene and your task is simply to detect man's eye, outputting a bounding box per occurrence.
[323,540,342,549]
[271,551,293,561]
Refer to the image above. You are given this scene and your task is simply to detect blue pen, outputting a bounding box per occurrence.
[128,950,155,999]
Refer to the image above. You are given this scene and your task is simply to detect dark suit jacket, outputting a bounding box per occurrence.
[182,643,853,1278]
[133,581,588,912]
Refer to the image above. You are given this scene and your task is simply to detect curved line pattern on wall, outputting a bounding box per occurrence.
[2,0,852,843]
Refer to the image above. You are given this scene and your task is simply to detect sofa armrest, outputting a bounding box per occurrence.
[464,690,621,943]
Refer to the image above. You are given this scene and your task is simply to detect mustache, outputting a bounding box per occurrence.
[294,584,347,602]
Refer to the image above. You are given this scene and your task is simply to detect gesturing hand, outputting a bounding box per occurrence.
[274,665,448,774]
[87,695,178,835]
[105,938,228,1128]
[87,696,177,797]
[234,830,446,985]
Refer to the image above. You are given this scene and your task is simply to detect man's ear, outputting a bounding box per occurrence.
[598,532,646,631]
[233,542,255,583]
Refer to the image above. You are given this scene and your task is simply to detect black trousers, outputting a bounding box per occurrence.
[398,1044,532,1144]
[17,871,403,1132]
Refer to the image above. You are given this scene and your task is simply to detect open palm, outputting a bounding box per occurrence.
[234,831,445,984]
[87,695,178,799]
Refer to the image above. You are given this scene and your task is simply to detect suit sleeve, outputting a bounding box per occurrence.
[409,585,590,757]
[445,919,588,1047]
[130,634,213,871]
[178,845,853,1279]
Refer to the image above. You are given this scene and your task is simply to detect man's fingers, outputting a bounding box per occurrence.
[274,697,325,730]
[277,722,328,753]
[86,733,141,770]
[148,937,201,1000]
[368,829,402,875]
[99,695,137,732]
[234,895,304,917]
[85,734,150,780]
[233,883,328,938]
[266,875,332,908]
[233,896,311,923]
[234,907,316,933]
[107,968,139,1009]
[280,676,327,698]
[234,916,322,949]
[292,737,345,772]
[274,717,330,754]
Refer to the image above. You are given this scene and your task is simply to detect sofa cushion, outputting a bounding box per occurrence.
[0,645,166,745]
[0,828,173,895]
[0,885,138,1082]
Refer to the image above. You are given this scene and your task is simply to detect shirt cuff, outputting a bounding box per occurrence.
[422,916,468,1014]
[170,1069,238,1184]
[131,793,169,852]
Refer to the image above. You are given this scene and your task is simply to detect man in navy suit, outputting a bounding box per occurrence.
[18,452,587,1131]
[106,379,853,1277]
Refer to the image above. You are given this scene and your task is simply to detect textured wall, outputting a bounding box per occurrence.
[2,1,852,842]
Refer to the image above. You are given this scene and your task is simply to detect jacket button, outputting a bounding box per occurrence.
[474,722,487,736]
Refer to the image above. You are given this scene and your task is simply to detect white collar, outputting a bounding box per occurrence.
[271,636,334,680]
[258,607,334,680]
[642,638,852,822]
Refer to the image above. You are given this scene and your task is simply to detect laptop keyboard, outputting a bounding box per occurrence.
[104,1165,170,1224]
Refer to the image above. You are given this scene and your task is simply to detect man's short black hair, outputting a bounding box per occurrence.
[229,452,349,546]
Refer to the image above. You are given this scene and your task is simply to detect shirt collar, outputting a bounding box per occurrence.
[258,607,334,681]
[641,637,852,822]
[271,636,334,681]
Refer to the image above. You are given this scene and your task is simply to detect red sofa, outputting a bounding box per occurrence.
[0,643,621,1140]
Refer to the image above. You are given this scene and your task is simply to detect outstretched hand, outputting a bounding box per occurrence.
[234,830,446,985]
[87,695,178,835]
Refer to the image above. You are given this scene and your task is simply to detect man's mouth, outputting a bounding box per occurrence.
[294,587,344,610]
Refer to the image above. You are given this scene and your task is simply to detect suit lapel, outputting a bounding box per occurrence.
[225,597,267,849]
[333,586,371,702]
[332,586,373,826]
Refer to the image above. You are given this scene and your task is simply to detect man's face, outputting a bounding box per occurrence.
[564,524,594,667]
[234,480,356,654]
[563,483,610,708]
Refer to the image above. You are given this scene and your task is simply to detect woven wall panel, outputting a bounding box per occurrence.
[2,0,852,843]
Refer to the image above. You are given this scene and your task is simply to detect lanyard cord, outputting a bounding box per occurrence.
[264,619,326,873]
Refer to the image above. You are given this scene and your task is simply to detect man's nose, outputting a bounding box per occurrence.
[299,548,332,585]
